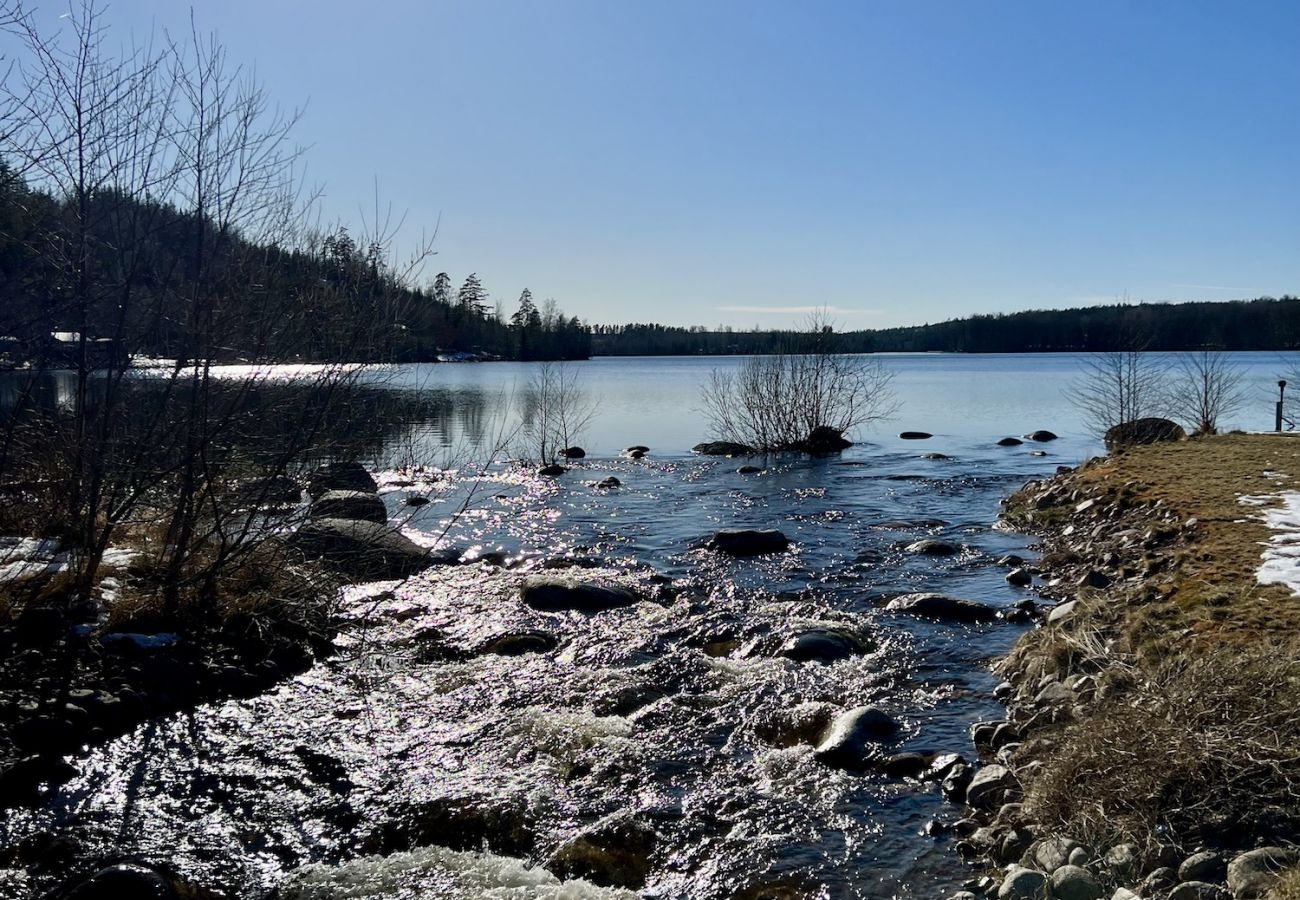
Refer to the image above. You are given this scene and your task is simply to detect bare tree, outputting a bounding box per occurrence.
[700,310,897,452]
[1067,341,1167,438]
[518,362,596,466]
[1164,350,1245,435]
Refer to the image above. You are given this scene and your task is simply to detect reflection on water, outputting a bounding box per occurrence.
[0,352,1294,899]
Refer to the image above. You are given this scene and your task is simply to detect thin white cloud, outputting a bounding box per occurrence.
[717,305,884,316]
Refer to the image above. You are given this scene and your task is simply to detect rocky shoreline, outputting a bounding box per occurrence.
[945,438,1300,900]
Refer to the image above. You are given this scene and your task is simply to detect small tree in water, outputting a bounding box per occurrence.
[700,312,897,452]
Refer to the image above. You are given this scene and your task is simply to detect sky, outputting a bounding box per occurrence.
[18,1,1300,328]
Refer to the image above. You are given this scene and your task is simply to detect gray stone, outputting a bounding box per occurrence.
[1050,865,1103,900]
[596,476,621,489]
[737,465,763,474]
[1226,847,1300,898]
[1105,843,1141,881]
[885,592,999,624]
[520,578,641,613]
[1047,601,1078,624]
[778,627,873,663]
[905,539,962,556]
[1000,868,1050,900]
[310,489,388,524]
[1179,851,1226,884]
[307,461,377,498]
[1006,568,1033,586]
[1028,837,1083,874]
[814,706,900,770]
[1035,681,1074,705]
[692,441,756,456]
[1168,883,1230,900]
[1027,430,1059,442]
[1141,868,1177,895]
[998,437,1025,446]
[289,518,455,580]
[1111,891,1141,900]
[965,764,1016,811]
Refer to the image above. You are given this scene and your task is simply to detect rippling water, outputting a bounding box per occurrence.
[2,353,1292,899]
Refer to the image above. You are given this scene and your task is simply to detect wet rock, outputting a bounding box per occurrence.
[737,465,763,474]
[560,446,586,458]
[879,752,930,779]
[548,812,657,888]
[378,795,536,857]
[923,452,951,460]
[692,441,757,456]
[310,489,388,524]
[905,539,962,556]
[520,577,641,613]
[1006,568,1032,586]
[999,554,1026,567]
[596,476,621,489]
[965,764,1016,811]
[289,518,454,580]
[1000,868,1049,900]
[478,630,559,656]
[1179,851,1226,884]
[1169,883,1231,900]
[753,701,838,748]
[63,863,181,900]
[778,627,873,663]
[537,463,568,476]
[885,592,999,624]
[900,431,933,440]
[1029,449,1048,457]
[625,445,650,454]
[1226,847,1300,898]
[0,755,77,807]
[998,437,1025,447]
[627,450,647,459]
[1026,430,1059,442]
[707,528,790,556]
[813,706,901,770]
[799,425,852,454]
[404,495,431,507]
[941,760,974,802]
[307,461,377,498]
[1051,865,1103,900]
[1104,417,1186,452]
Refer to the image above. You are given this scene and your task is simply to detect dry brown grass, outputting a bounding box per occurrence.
[1269,867,1300,900]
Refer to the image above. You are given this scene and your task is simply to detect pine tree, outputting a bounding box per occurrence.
[457,273,489,317]
[432,272,452,307]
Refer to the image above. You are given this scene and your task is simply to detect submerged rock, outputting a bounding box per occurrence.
[477,630,559,656]
[537,463,568,477]
[693,440,757,456]
[547,812,657,888]
[707,528,790,556]
[596,476,621,489]
[404,495,431,507]
[813,705,901,770]
[1025,430,1059,442]
[307,461,378,498]
[1104,417,1186,452]
[923,452,951,460]
[778,627,873,663]
[900,431,933,440]
[310,489,388,524]
[997,437,1024,447]
[753,701,838,748]
[289,519,453,580]
[520,577,641,613]
[737,464,763,474]
[886,593,999,623]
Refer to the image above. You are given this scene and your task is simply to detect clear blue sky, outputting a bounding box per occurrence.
[36,1,1300,328]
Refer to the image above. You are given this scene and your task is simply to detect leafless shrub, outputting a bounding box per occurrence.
[700,311,897,451]
[1067,341,1168,438]
[1166,350,1246,435]
[1022,642,1300,851]
[517,362,596,465]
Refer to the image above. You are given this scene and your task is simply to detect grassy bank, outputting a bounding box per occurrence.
[964,434,1300,899]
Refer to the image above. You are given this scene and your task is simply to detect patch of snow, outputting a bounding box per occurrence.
[1246,491,1300,596]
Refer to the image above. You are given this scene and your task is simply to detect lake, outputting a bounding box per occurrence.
[1,352,1294,899]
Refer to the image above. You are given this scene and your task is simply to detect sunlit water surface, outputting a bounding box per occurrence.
[1,353,1292,899]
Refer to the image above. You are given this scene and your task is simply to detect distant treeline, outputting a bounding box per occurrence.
[592,297,1300,356]
[0,165,590,364]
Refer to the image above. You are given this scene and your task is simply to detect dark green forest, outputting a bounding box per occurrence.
[592,297,1300,356]
[0,165,590,365]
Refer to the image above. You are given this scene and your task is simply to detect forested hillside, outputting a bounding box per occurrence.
[592,297,1300,356]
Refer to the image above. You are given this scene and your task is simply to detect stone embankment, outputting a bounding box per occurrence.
[945,435,1300,900]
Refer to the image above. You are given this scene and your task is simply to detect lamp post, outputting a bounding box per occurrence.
[1278,380,1288,432]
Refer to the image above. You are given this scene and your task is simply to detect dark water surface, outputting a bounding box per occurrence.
[0,353,1291,898]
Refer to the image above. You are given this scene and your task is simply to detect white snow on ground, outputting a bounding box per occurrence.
[1239,490,1300,596]
[0,536,138,584]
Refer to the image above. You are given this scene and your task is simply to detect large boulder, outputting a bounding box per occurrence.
[999,868,1049,900]
[290,518,453,580]
[1104,417,1186,452]
[885,592,999,623]
[965,764,1017,811]
[1226,847,1300,898]
[814,705,901,770]
[693,441,758,457]
[707,529,790,556]
[1050,865,1103,900]
[778,627,873,663]
[310,490,388,524]
[307,461,377,498]
[520,577,641,613]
